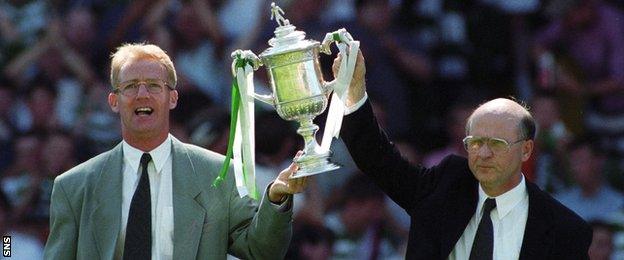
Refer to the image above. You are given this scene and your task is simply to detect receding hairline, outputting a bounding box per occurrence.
[465,98,535,140]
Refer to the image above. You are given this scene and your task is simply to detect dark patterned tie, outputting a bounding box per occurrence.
[469,198,497,260]
[123,153,152,259]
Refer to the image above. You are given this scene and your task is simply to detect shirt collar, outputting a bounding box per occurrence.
[122,134,172,174]
[477,174,527,220]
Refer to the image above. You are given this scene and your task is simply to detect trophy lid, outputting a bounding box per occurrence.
[259,3,319,58]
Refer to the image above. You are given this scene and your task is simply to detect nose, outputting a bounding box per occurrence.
[135,83,150,98]
[476,143,494,158]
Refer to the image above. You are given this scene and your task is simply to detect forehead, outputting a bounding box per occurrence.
[119,59,167,82]
[469,113,520,140]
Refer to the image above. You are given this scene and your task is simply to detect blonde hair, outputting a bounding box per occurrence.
[110,43,177,89]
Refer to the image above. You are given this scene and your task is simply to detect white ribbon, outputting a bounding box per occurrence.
[321,30,360,151]
[232,51,259,198]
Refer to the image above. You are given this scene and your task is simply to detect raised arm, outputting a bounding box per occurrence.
[338,52,441,210]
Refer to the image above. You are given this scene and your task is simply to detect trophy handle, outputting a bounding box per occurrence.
[320,28,354,54]
[319,28,356,95]
[253,93,275,106]
[322,80,336,94]
[230,49,273,106]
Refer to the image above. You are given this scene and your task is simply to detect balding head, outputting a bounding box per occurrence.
[464,98,535,196]
[466,98,536,141]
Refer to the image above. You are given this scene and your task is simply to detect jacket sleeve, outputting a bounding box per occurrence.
[226,176,292,259]
[341,100,442,210]
[43,179,78,260]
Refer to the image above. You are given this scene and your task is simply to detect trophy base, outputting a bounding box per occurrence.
[290,158,340,179]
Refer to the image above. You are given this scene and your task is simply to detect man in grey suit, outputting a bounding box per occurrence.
[43,43,306,259]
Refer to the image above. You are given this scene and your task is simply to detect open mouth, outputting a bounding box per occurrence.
[135,107,154,115]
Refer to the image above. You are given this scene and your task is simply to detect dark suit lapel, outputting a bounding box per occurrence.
[171,138,205,259]
[91,143,123,259]
[440,175,479,256]
[519,182,553,259]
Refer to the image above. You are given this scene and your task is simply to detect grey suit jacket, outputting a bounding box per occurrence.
[43,137,293,260]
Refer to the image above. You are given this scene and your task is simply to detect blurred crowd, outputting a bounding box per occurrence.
[1,0,624,259]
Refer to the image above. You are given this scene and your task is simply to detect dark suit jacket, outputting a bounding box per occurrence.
[340,101,592,259]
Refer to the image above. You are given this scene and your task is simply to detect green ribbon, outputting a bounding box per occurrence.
[212,57,259,200]
[212,70,240,187]
[333,32,342,42]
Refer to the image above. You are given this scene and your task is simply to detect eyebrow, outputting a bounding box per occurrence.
[120,78,167,83]
[118,78,168,86]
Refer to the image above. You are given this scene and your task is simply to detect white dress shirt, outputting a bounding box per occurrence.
[448,175,529,260]
[344,92,368,115]
[115,135,174,260]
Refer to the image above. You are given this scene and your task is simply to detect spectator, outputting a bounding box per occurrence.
[335,0,432,139]
[423,102,472,167]
[0,188,44,260]
[556,137,624,221]
[324,173,404,259]
[588,220,615,260]
[187,106,231,154]
[1,132,43,217]
[254,112,301,211]
[73,81,121,157]
[286,223,335,260]
[528,93,573,193]
[0,0,50,68]
[607,206,624,260]
[0,81,16,171]
[24,131,77,223]
[534,0,624,155]
[172,0,228,106]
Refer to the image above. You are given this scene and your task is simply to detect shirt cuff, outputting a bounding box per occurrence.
[344,92,368,115]
[265,182,293,212]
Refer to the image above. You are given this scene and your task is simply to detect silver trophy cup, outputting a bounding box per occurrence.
[240,3,345,178]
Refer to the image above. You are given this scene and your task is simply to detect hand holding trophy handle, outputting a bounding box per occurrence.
[319,29,360,153]
[319,28,355,96]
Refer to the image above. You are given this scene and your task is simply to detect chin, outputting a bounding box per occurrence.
[127,126,161,137]
[475,171,497,183]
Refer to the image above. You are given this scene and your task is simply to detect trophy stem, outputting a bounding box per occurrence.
[291,117,340,178]
[297,117,322,155]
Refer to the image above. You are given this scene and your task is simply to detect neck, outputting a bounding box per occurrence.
[482,174,522,197]
[123,132,169,152]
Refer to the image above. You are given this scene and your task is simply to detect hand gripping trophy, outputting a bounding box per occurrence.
[215,2,360,197]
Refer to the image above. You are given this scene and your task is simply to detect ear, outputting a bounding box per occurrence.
[169,90,178,110]
[108,93,120,113]
[521,140,534,162]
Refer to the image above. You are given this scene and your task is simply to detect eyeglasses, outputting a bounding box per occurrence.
[115,79,172,96]
[462,136,526,154]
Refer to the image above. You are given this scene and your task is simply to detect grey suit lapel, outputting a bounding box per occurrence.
[171,137,206,259]
[91,143,124,259]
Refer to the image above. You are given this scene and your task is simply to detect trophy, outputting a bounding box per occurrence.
[232,3,359,178]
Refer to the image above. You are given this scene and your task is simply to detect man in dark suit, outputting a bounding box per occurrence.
[44,43,306,259]
[336,52,592,259]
